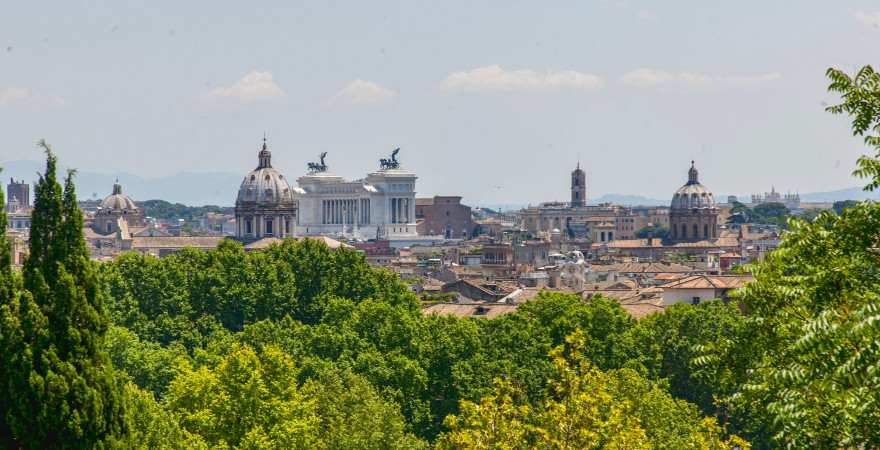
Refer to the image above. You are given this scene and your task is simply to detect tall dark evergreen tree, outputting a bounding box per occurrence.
[1,141,127,448]
[0,167,13,301]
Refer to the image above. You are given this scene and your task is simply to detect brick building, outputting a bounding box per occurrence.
[415,195,476,239]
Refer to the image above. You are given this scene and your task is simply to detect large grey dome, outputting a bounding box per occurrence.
[236,141,295,204]
[100,182,138,211]
[670,161,715,209]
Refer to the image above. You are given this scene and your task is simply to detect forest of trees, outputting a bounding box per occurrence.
[138,200,232,223]
[0,67,879,449]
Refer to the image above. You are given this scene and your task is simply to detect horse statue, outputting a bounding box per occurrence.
[307,152,328,173]
[379,148,401,170]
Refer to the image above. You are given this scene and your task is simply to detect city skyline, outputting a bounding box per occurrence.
[2,1,880,204]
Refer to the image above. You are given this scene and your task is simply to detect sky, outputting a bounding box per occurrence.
[1,1,879,205]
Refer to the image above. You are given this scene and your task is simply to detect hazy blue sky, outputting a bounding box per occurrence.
[1,1,879,204]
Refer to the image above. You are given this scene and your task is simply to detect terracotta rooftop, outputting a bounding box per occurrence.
[594,236,740,250]
[620,302,665,320]
[660,274,752,290]
[422,302,518,319]
[582,279,638,291]
[592,261,696,274]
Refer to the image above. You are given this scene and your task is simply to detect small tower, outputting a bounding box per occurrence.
[571,162,586,208]
[257,135,272,169]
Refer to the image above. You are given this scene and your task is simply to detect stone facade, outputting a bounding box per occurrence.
[519,203,638,240]
[571,163,586,207]
[518,163,639,241]
[668,162,718,243]
[415,196,475,239]
[93,181,145,235]
[294,158,417,240]
[6,178,29,211]
[234,139,298,242]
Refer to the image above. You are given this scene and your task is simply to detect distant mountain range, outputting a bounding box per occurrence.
[1,160,241,206]
[4,159,879,207]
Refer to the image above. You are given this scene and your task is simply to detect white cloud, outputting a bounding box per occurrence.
[208,71,285,102]
[0,87,67,109]
[622,68,782,88]
[855,11,880,28]
[442,65,605,92]
[330,79,396,106]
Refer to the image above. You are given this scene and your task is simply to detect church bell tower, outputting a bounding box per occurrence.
[571,162,586,207]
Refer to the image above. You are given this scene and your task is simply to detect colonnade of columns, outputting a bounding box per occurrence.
[322,199,371,225]
[390,197,412,224]
[237,214,295,238]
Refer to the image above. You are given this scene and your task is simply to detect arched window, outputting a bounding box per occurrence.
[704,224,709,238]
[681,224,687,238]
[693,224,699,238]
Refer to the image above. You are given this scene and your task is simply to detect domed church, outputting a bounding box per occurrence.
[234,138,298,242]
[668,161,718,242]
[93,180,145,235]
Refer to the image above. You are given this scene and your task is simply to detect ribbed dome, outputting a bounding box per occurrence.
[236,140,295,204]
[670,161,715,209]
[100,182,138,211]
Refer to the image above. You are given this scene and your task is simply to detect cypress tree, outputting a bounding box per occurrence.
[0,165,20,443]
[2,141,127,448]
[0,166,13,300]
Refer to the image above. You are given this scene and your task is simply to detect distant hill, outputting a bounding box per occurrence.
[5,158,878,207]
[1,160,241,206]
[589,194,667,206]
[799,186,880,203]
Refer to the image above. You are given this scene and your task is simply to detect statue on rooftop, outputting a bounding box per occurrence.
[308,152,328,173]
[379,148,400,170]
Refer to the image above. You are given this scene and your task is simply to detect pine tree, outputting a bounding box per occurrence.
[1,141,127,448]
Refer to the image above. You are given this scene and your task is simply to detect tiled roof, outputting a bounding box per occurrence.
[582,286,662,303]
[661,274,752,290]
[299,236,352,249]
[422,302,518,319]
[595,237,740,250]
[654,273,687,282]
[244,237,284,249]
[620,302,665,320]
[582,279,638,291]
[593,261,696,274]
[83,227,112,239]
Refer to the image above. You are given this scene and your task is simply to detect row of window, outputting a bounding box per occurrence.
[243,217,293,236]
[672,223,712,239]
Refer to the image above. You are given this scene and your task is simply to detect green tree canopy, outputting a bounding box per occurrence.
[832,199,859,215]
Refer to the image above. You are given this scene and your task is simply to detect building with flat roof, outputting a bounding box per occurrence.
[416,195,476,239]
[6,178,29,211]
[294,149,418,242]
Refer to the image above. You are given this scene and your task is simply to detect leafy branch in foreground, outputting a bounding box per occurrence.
[826,65,880,191]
